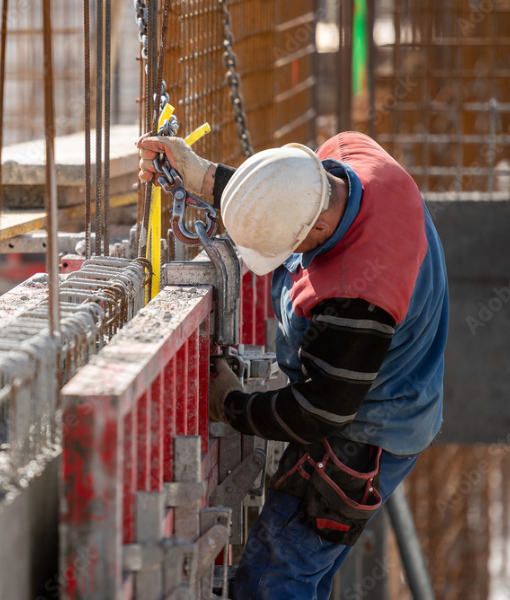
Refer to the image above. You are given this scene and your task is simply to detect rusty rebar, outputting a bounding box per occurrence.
[42,0,60,336]
[95,0,103,256]
[0,0,8,223]
[84,0,92,259]
[104,0,112,256]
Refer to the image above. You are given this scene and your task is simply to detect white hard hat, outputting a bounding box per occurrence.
[221,143,330,275]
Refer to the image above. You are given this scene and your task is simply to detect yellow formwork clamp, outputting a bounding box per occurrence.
[146,105,211,301]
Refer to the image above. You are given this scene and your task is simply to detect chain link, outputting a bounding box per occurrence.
[134,0,170,116]
[221,0,254,158]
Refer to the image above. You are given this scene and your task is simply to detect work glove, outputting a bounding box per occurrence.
[137,134,213,196]
[209,358,244,423]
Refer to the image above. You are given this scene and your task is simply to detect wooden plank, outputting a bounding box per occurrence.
[0,192,137,241]
[1,125,139,186]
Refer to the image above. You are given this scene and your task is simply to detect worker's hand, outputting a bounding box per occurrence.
[137,134,213,197]
[209,358,244,423]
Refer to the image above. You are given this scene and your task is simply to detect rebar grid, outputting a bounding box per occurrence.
[2,0,83,146]
[162,0,315,168]
[357,0,510,200]
[0,256,150,506]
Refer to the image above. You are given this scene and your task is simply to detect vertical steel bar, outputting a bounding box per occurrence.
[255,274,267,346]
[96,0,104,255]
[136,389,150,491]
[61,396,122,598]
[123,408,137,544]
[386,484,435,600]
[338,0,353,132]
[366,0,376,140]
[175,341,188,435]
[0,0,9,222]
[150,371,164,491]
[42,0,60,336]
[163,355,177,482]
[84,0,92,259]
[198,316,210,454]
[187,328,199,436]
[241,271,256,345]
[104,0,112,255]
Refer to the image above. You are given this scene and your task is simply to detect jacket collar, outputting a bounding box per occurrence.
[283,159,363,273]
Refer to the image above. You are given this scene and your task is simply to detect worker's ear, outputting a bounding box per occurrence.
[311,218,332,241]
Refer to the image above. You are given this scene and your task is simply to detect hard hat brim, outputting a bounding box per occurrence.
[237,245,294,276]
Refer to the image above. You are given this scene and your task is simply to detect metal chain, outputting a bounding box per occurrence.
[221,0,254,158]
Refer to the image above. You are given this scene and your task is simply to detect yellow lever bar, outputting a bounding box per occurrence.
[146,106,210,302]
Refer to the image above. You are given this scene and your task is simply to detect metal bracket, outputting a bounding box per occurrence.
[209,421,228,439]
[163,237,241,346]
[223,344,278,381]
[123,538,197,599]
[165,481,206,507]
[209,448,266,508]
[198,507,232,600]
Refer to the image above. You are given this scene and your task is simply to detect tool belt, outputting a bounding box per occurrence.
[272,438,382,545]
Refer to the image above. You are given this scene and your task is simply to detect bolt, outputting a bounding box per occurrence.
[174,190,185,200]
[227,486,233,493]
[183,557,192,576]
[318,463,324,469]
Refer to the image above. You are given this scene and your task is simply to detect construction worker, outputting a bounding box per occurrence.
[138,131,449,600]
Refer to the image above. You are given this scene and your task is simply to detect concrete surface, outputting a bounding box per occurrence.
[0,457,59,600]
[427,199,510,444]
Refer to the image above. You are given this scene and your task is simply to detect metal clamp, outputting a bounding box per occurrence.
[222,344,278,382]
[163,234,241,347]
[154,156,218,246]
[209,448,266,508]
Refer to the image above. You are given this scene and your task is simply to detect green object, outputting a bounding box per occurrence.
[353,0,368,95]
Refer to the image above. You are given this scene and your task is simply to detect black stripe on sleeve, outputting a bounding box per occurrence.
[224,298,395,444]
[212,163,236,209]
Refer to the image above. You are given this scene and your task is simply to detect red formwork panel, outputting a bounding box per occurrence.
[187,329,199,436]
[241,271,256,345]
[123,409,137,544]
[150,372,164,492]
[163,356,177,483]
[136,390,150,492]
[61,287,214,598]
[175,342,188,436]
[60,271,275,598]
[198,316,211,453]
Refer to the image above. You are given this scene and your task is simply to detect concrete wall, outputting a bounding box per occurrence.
[0,457,59,600]
[427,200,510,444]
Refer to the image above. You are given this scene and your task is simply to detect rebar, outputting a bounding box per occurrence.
[0,0,9,220]
[84,0,92,259]
[0,256,150,504]
[95,0,104,256]
[104,0,112,255]
[42,0,60,337]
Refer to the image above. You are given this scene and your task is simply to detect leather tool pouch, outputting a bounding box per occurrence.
[274,439,382,545]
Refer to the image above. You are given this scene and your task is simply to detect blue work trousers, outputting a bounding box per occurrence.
[233,450,419,600]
